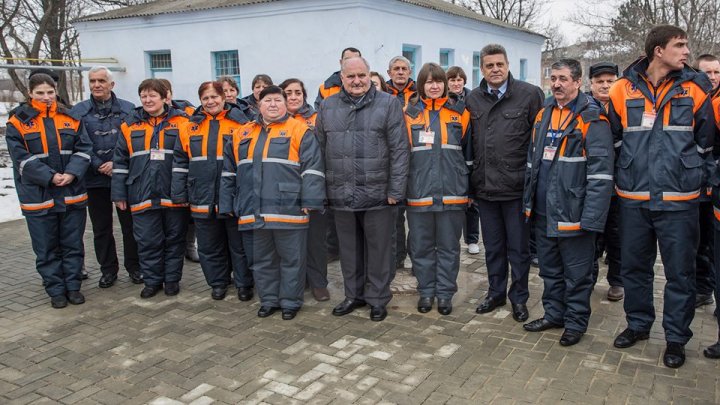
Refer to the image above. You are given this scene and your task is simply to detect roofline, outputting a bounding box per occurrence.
[74,0,545,39]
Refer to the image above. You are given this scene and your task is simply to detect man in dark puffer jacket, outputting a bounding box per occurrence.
[315,56,409,322]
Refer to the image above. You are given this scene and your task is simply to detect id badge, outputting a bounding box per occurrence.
[150,149,165,161]
[419,130,435,144]
[543,146,557,161]
[641,111,656,128]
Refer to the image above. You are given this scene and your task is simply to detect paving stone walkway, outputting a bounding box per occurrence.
[1,217,719,404]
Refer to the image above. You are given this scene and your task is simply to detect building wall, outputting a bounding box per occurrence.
[74,0,544,105]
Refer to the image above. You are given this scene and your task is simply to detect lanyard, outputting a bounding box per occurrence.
[550,105,574,146]
[150,114,170,149]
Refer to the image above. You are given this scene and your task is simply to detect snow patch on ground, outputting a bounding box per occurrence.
[0,167,22,223]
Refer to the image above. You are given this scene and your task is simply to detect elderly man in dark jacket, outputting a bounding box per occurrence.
[70,66,141,288]
[315,56,409,322]
[466,44,545,322]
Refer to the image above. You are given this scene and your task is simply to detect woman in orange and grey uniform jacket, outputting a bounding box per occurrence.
[112,79,190,299]
[404,63,471,316]
[171,81,253,301]
[6,73,93,308]
[219,85,325,320]
[279,78,330,302]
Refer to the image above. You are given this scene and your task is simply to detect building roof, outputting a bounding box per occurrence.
[75,0,543,38]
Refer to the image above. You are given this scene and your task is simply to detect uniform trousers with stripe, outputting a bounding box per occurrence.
[194,215,252,289]
[535,213,596,333]
[407,210,464,299]
[477,198,530,304]
[620,205,698,344]
[87,187,139,276]
[306,210,329,288]
[334,207,396,307]
[27,209,86,297]
[242,229,306,309]
[132,208,189,287]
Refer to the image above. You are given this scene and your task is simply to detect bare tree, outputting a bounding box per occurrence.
[572,0,720,68]
[0,0,150,103]
[447,0,541,29]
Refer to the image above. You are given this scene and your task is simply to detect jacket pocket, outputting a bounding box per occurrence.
[58,130,77,152]
[502,109,529,132]
[278,182,301,207]
[268,137,290,158]
[130,130,146,152]
[238,138,251,160]
[23,132,45,155]
[189,136,203,158]
[616,152,634,190]
[669,97,694,127]
[566,186,585,221]
[164,130,178,150]
[680,152,703,191]
[446,122,463,145]
[625,99,646,127]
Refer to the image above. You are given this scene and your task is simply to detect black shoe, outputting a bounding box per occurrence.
[164,282,180,296]
[703,341,720,359]
[211,286,228,300]
[695,293,714,308]
[523,318,563,332]
[66,291,85,305]
[437,298,452,315]
[282,308,299,320]
[51,295,67,309]
[663,342,685,368]
[237,287,254,301]
[476,296,506,314]
[98,273,118,288]
[512,303,529,322]
[332,298,366,316]
[613,328,650,348]
[128,270,143,284]
[257,306,279,318]
[370,306,387,321]
[140,284,162,299]
[559,329,584,346]
[81,269,89,280]
[417,297,433,313]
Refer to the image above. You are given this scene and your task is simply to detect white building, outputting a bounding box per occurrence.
[74,0,544,105]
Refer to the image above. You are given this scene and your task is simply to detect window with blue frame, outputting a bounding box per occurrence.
[520,58,528,81]
[439,49,454,71]
[147,51,172,78]
[472,52,481,88]
[213,50,241,87]
[402,44,421,80]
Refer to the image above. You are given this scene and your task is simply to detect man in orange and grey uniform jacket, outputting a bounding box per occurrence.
[587,61,624,302]
[522,59,614,347]
[703,54,720,360]
[608,25,715,369]
[315,47,361,262]
[693,54,720,309]
[386,55,416,271]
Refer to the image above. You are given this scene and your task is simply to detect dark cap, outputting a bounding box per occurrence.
[28,68,60,83]
[589,62,619,79]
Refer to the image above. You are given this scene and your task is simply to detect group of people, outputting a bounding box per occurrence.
[6,23,720,368]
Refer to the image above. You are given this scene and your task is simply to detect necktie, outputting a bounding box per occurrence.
[491,89,500,100]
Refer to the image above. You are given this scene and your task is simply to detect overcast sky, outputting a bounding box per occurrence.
[535,0,613,44]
